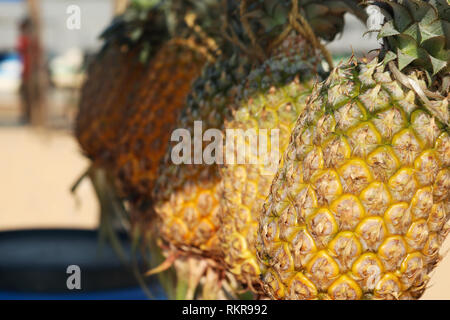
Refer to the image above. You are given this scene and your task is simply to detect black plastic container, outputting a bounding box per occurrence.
[0,229,165,299]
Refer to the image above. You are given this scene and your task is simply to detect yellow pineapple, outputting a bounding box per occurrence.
[149,2,266,299]
[219,0,367,291]
[257,0,449,299]
[153,54,252,258]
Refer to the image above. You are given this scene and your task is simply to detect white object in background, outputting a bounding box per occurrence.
[50,47,84,89]
[327,14,380,55]
[0,55,22,92]
[366,5,384,32]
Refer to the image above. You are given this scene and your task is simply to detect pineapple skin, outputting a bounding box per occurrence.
[112,42,206,199]
[76,45,145,167]
[257,58,450,300]
[153,56,251,257]
[76,0,223,201]
[220,42,324,290]
[76,1,168,169]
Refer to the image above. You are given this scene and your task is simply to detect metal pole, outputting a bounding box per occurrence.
[26,0,48,126]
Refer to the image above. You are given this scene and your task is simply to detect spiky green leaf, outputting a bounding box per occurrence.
[404,22,420,40]
[397,47,418,70]
[419,19,445,43]
[429,54,448,75]
[382,50,397,66]
[405,0,435,21]
[388,1,414,32]
[378,20,400,39]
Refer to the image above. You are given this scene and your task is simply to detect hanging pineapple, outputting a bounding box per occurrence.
[76,0,222,202]
[151,1,253,297]
[111,0,223,200]
[74,0,230,300]
[219,0,368,292]
[257,0,449,300]
[76,0,168,168]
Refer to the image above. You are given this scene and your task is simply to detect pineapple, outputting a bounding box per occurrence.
[76,0,221,201]
[152,55,252,257]
[219,0,367,291]
[151,3,256,298]
[75,0,228,299]
[76,0,168,168]
[257,0,449,299]
[112,41,209,199]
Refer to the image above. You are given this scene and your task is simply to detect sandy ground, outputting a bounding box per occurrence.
[0,94,448,299]
[422,243,450,300]
[0,125,99,230]
[0,93,98,231]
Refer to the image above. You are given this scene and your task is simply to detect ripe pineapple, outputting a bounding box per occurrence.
[219,0,367,291]
[75,0,229,299]
[112,41,208,199]
[76,0,221,201]
[153,53,252,257]
[76,0,167,167]
[257,0,449,299]
[151,1,262,268]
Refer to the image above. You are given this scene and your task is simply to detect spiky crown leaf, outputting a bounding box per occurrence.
[99,0,167,61]
[373,0,450,76]
[99,0,225,62]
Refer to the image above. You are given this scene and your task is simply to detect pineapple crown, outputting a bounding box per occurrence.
[372,0,450,77]
[368,0,449,129]
[99,0,225,63]
[99,0,168,61]
[234,0,368,64]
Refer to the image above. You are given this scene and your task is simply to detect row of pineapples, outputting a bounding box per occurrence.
[75,0,449,300]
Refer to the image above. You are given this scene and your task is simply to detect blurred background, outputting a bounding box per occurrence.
[0,0,118,231]
[0,0,447,299]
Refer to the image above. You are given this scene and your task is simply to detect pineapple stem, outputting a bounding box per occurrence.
[238,0,334,69]
[221,1,258,60]
[269,0,334,69]
[290,2,334,69]
[167,37,216,62]
[240,0,266,61]
[184,12,220,57]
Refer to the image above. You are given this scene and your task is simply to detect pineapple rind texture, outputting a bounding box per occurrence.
[78,41,206,200]
[76,46,145,166]
[257,57,450,300]
[153,56,251,257]
[220,43,325,290]
[113,42,206,199]
[77,0,226,202]
[76,0,167,166]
